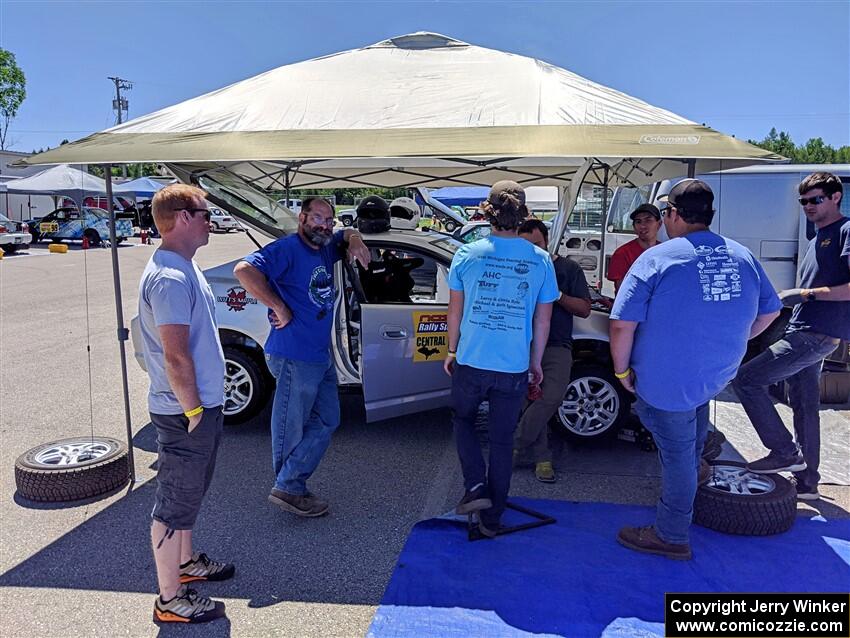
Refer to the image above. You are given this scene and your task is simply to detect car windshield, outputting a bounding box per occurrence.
[0,213,12,224]
[429,235,461,256]
[85,207,109,219]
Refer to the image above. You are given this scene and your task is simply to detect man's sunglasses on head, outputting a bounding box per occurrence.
[798,195,828,206]
[175,207,211,221]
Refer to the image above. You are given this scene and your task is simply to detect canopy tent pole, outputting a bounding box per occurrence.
[597,165,610,288]
[103,164,136,482]
[549,159,594,256]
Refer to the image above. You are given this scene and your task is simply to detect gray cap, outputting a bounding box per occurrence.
[488,180,526,207]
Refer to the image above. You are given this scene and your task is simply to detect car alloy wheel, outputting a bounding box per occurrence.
[15,436,130,503]
[554,364,629,441]
[222,346,269,424]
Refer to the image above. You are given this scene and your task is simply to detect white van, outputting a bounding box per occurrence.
[601,164,850,299]
[595,164,850,404]
[276,198,302,213]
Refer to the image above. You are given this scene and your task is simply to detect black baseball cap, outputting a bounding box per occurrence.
[629,203,660,221]
[658,179,714,213]
[356,195,389,214]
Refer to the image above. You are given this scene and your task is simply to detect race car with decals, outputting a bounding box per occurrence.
[27,207,133,246]
[130,168,620,438]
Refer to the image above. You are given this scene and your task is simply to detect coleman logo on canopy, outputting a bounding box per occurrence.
[639,135,701,145]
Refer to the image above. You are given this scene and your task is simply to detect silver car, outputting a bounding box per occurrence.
[131,171,625,438]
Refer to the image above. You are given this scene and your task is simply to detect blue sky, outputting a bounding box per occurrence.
[1,0,848,153]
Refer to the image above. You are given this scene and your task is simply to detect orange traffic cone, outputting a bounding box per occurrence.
[82,235,90,250]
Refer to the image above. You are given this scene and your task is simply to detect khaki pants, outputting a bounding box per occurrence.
[514,345,573,463]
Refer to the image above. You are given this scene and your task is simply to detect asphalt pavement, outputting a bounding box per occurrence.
[0,232,847,637]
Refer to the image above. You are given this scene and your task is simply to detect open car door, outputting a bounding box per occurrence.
[353,243,453,422]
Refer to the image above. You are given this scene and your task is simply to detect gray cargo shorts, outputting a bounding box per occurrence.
[150,406,223,530]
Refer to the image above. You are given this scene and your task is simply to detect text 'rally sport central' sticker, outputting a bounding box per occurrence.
[412,311,448,362]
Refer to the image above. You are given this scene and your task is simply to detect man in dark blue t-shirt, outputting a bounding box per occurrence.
[733,172,850,501]
[235,196,371,517]
[610,179,781,560]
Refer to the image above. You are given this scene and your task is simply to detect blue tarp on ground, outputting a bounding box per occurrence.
[368,499,850,637]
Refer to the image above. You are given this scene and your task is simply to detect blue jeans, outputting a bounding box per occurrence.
[732,330,839,489]
[265,354,340,495]
[634,398,709,545]
[451,364,528,527]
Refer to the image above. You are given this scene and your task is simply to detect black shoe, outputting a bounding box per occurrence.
[455,483,492,515]
[747,452,806,474]
[478,517,500,538]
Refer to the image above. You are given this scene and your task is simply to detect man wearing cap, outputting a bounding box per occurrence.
[733,172,849,501]
[610,179,781,560]
[234,197,370,518]
[607,204,663,294]
[444,180,559,538]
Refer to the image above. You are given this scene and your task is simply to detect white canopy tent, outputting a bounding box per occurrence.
[5,164,107,210]
[16,31,783,479]
[19,31,782,245]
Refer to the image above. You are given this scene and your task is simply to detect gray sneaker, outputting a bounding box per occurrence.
[746,452,807,474]
[269,489,329,517]
[153,585,226,624]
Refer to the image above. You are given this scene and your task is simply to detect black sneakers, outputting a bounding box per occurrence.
[455,483,492,515]
[154,585,226,624]
[746,452,807,474]
[179,552,235,584]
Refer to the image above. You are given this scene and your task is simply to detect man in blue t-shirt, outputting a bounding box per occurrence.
[733,172,850,501]
[610,179,781,560]
[445,181,559,537]
[234,196,370,517]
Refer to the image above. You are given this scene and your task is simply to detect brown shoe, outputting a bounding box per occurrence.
[268,489,329,517]
[617,525,692,560]
[698,459,712,486]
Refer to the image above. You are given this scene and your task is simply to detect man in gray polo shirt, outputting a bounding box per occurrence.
[139,184,233,624]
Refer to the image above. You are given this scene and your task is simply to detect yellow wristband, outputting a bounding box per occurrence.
[446,351,457,358]
[184,406,204,418]
[614,368,632,380]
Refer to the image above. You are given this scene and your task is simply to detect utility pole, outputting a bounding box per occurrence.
[108,76,133,178]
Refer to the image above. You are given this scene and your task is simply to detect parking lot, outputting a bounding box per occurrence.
[1,233,848,637]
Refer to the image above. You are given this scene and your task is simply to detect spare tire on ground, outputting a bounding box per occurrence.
[694,460,796,536]
[15,436,131,503]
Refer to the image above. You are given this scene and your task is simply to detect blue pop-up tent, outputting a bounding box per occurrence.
[112,177,171,198]
[418,186,488,208]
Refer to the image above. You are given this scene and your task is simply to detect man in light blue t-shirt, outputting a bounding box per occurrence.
[445,181,559,537]
[610,179,781,560]
[139,184,233,624]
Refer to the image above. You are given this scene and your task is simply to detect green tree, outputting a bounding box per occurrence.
[748,128,847,164]
[0,48,26,150]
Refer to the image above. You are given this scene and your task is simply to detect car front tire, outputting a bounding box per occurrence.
[222,346,270,425]
[552,363,630,441]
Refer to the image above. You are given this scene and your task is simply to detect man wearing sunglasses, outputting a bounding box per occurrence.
[139,184,233,624]
[234,196,370,518]
[609,179,781,560]
[733,172,849,501]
